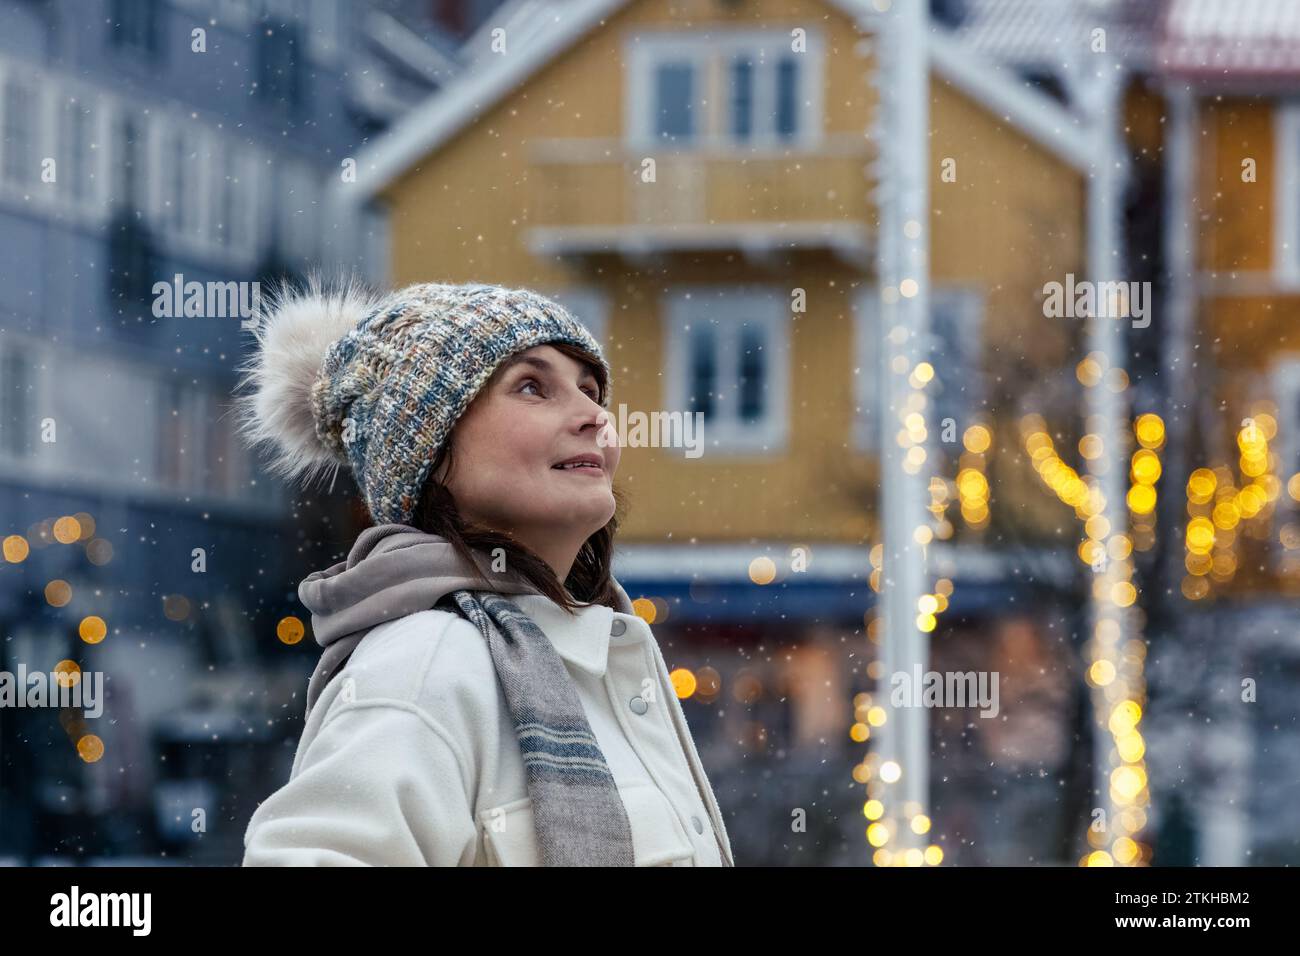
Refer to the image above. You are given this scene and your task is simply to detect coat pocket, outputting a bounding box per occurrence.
[476,784,695,866]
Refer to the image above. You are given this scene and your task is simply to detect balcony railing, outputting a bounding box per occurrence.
[525,135,876,263]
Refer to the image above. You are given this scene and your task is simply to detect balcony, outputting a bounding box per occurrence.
[525,135,875,268]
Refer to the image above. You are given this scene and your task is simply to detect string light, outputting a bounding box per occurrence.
[1020,417,1152,865]
[1182,408,1284,600]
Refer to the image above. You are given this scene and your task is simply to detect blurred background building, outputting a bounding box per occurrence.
[0,0,464,864]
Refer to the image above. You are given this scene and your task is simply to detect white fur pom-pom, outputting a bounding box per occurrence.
[232,272,383,491]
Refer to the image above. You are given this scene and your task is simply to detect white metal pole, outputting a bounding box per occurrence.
[872,0,931,862]
[1079,56,1136,864]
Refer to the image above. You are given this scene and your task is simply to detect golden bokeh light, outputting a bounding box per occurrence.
[2,535,28,563]
[79,616,107,644]
[277,616,306,645]
[748,556,777,585]
[77,735,105,763]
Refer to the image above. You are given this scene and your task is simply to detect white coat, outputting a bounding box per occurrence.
[242,592,735,866]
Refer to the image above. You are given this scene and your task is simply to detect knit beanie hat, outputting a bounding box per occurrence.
[233,276,611,527]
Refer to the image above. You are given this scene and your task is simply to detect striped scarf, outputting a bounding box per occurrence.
[443,589,636,866]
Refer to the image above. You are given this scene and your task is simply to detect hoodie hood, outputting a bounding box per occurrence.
[297,523,636,719]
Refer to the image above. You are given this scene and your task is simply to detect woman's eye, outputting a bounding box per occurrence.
[519,378,543,396]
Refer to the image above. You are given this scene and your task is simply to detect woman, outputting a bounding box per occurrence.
[233,278,734,866]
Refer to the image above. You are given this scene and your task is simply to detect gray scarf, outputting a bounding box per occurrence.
[297,523,636,865]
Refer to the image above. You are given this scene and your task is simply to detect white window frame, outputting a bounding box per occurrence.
[625,28,824,153]
[663,284,789,455]
[1274,103,1300,286]
[34,79,110,224]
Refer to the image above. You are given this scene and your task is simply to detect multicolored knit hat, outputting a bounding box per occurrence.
[234,276,610,526]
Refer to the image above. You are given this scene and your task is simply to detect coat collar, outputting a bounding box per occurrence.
[509,593,617,678]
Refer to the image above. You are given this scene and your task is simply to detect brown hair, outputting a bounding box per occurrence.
[408,340,625,613]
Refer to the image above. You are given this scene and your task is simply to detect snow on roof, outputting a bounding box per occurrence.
[951,0,1156,70]
[1159,0,1300,76]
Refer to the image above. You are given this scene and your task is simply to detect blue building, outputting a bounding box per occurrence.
[0,0,468,863]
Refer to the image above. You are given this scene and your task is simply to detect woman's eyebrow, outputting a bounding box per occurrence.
[503,354,597,383]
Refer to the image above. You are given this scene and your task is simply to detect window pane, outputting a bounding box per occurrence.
[854,292,881,450]
[775,57,799,139]
[929,298,973,434]
[220,160,236,247]
[169,133,186,232]
[112,0,158,52]
[3,81,35,186]
[157,381,184,488]
[689,323,716,419]
[654,62,694,141]
[738,322,766,422]
[113,115,138,209]
[0,351,30,458]
[730,57,753,141]
[259,19,305,107]
[63,101,92,201]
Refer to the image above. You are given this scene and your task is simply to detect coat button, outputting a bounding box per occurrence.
[610,618,627,636]
[691,815,704,834]
[629,696,648,715]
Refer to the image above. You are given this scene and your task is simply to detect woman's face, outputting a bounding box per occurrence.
[432,344,619,552]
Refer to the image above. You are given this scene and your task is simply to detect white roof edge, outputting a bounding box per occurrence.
[344,0,626,202]
[339,1,1092,205]
[927,27,1093,173]
[366,10,462,84]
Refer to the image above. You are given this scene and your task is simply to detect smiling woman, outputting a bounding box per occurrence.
[419,339,625,612]
[234,276,734,867]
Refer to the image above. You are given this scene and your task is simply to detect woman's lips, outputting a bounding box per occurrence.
[552,463,605,477]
